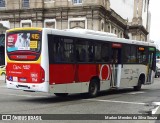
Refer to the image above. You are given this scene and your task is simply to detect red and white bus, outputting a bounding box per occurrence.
[6,28,156,97]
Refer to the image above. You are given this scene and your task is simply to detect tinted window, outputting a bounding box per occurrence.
[137,47,147,63]
[48,35,74,63]
[124,45,130,63]
[124,45,137,63]
[95,43,102,62]
[95,42,110,63]
[75,39,94,62]
[101,43,110,62]
[130,46,137,63]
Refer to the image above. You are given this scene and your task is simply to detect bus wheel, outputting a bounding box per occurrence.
[54,93,68,97]
[134,79,142,91]
[88,79,99,97]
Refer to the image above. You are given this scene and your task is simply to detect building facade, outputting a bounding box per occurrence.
[0,0,150,41]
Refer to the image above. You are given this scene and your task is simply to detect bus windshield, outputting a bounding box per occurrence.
[7,30,42,61]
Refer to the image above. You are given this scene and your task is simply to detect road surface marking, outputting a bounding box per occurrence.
[0,85,6,88]
[126,91,145,95]
[0,93,47,98]
[85,99,146,105]
[0,92,146,105]
[149,102,160,114]
[151,105,160,114]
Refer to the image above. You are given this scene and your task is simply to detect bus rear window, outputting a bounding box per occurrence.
[7,31,42,61]
[7,32,41,53]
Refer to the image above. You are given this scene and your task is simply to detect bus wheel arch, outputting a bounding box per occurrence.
[88,76,100,97]
[134,74,145,91]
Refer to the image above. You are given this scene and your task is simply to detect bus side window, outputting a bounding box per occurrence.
[88,46,94,62]
[75,49,80,62]
[54,42,61,62]
[101,44,110,62]
[95,50,101,62]
[53,37,65,62]
[62,38,74,62]
[112,51,118,63]
[124,45,130,63]
[137,47,147,64]
[76,39,88,62]
[80,48,87,62]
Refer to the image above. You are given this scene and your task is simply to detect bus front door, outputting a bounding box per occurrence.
[111,48,122,88]
[147,50,156,84]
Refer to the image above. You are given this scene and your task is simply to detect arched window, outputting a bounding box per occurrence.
[101,20,105,32]
[107,24,111,33]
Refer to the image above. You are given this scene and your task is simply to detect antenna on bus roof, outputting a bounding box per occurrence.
[64,29,117,38]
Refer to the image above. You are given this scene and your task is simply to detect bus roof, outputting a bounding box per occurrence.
[44,28,155,47]
[6,27,42,33]
[64,29,117,38]
[6,27,156,47]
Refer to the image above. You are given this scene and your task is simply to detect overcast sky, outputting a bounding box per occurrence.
[149,0,160,49]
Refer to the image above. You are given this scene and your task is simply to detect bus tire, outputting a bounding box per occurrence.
[54,93,68,97]
[134,79,142,91]
[88,79,99,97]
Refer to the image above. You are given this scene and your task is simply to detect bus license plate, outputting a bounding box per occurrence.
[20,78,26,82]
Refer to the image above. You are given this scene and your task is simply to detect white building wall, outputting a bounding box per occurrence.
[110,0,148,28]
[147,12,151,42]
[110,0,134,23]
[142,0,148,28]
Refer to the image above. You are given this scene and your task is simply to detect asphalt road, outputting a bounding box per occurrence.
[0,78,160,123]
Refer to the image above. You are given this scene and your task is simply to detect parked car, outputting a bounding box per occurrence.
[0,65,5,76]
[155,66,160,78]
